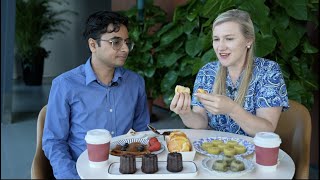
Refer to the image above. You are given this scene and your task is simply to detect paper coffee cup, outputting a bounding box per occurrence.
[253,132,281,171]
[85,129,112,168]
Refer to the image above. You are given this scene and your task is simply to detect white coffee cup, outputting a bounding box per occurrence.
[253,132,282,171]
[85,129,112,168]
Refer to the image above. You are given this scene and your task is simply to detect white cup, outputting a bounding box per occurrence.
[85,129,112,168]
[253,132,282,171]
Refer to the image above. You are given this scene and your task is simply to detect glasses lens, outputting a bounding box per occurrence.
[111,38,122,50]
[126,41,134,52]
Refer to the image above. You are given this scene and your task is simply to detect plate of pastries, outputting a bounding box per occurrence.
[165,130,196,161]
[193,137,255,157]
[110,137,164,157]
[202,155,255,177]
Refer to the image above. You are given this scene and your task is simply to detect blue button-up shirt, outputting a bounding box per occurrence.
[192,57,289,136]
[42,58,150,179]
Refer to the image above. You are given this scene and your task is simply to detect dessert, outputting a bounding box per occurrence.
[226,140,238,148]
[167,131,191,152]
[230,160,245,172]
[201,142,214,150]
[224,147,236,156]
[223,155,235,166]
[141,154,158,174]
[206,146,221,155]
[111,142,150,157]
[212,159,228,172]
[167,152,183,172]
[175,85,191,94]
[197,88,207,94]
[119,154,136,174]
[211,140,224,146]
[234,144,246,154]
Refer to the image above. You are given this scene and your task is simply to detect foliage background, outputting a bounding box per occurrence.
[123,0,318,110]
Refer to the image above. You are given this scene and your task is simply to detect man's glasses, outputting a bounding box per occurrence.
[98,37,134,52]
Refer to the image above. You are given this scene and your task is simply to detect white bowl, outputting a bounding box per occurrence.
[164,136,196,161]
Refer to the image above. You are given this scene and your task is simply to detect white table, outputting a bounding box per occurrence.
[76,129,295,179]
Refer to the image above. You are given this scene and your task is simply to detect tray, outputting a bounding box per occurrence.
[107,161,198,179]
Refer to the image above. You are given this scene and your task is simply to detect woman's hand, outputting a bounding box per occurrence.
[170,92,191,115]
[195,93,238,115]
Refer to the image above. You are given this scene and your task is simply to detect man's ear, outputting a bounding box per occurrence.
[88,38,97,53]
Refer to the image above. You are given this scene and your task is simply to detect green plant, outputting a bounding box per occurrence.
[154,0,318,109]
[119,0,167,99]
[15,0,77,66]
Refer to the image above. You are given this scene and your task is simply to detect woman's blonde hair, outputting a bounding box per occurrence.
[212,9,255,107]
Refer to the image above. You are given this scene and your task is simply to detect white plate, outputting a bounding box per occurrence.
[108,161,198,179]
[193,137,255,157]
[110,138,164,157]
[202,156,255,178]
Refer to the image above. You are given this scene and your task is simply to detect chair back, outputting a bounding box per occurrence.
[275,100,312,179]
[31,105,54,179]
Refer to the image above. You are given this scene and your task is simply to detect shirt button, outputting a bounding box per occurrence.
[111,131,114,135]
[109,109,113,112]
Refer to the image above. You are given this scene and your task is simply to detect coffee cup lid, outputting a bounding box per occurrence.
[85,129,112,144]
[253,132,281,148]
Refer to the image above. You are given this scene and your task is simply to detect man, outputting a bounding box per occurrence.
[42,11,150,179]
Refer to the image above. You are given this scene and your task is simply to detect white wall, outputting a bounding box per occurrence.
[13,0,111,78]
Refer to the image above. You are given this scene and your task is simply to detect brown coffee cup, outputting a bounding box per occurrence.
[253,132,282,171]
[85,129,112,168]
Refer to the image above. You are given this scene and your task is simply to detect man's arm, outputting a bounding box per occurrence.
[42,79,80,179]
[133,76,150,131]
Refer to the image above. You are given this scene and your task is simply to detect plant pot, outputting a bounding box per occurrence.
[22,60,44,85]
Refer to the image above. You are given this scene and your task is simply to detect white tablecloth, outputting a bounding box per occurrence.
[76,129,295,179]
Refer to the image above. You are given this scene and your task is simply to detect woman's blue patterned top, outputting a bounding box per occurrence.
[191,57,289,136]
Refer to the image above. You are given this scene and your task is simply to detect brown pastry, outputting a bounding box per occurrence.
[110,142,150,157]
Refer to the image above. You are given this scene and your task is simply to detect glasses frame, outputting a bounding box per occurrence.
[98,37,134,52]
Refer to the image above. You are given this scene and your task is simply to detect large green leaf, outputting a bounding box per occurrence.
[185,34,208,57]
[302,39,319,54]
[275,0,308,20]
[255,33,276,57]
[275,22,306,52]
[239,0,269,24]
[159,25,184,46]
[157,52,184,67]
[161,71,179,92]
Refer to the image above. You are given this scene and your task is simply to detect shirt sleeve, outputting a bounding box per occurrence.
[132,75,150,131]
[255,61,289,111]
[42,78,80,179]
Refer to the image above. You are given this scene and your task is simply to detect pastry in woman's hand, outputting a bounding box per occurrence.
[197,88,207,94]
[175,85,190,94]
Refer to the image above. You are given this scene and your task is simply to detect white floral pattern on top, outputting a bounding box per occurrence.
[192,57,289,136]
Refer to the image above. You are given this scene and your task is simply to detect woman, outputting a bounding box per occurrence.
[170,9,289,137]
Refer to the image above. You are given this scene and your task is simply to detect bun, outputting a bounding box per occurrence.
[197,88,207,94]
[167,131,191,152]
[175,85,190,94]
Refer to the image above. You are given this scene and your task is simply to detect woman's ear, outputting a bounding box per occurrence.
[88,38,97,53]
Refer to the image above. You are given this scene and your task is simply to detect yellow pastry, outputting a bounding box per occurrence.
[223,147,236,156]
[234,144,246,154]
[206,146,221,154]
[217,143,228,151]
[226,140,238,148]
[175,85,190,94]
[167,131,191,152]
[201,142,214,151]
[211,140,224,147]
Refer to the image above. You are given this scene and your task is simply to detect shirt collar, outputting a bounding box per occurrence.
[84,57,124,86]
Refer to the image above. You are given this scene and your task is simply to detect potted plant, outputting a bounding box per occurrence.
[119,0,168,119]
[15,0,77,85]
[155,0,318,109]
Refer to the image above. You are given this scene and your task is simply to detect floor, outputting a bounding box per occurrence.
[1,78,319,179]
